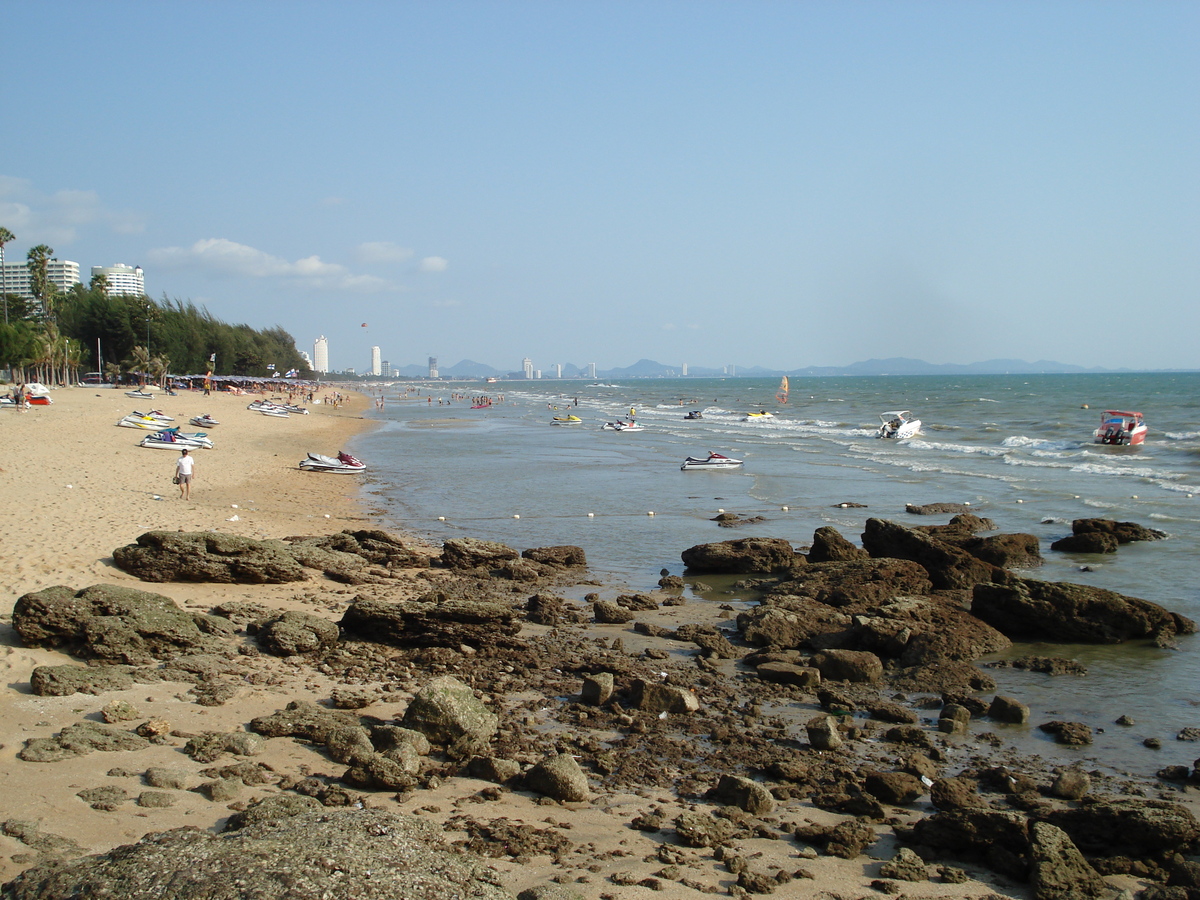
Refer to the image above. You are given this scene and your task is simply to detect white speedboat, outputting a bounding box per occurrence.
[190,414,219,427]
[877,410,921,440]
[1094,410,1146,446]
[140,428,213,450]
[680,452,743,471]
[299,451,365,473]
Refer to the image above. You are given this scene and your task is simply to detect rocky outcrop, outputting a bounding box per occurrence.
[766,557,934,607]
[680,537,800,574]
[0,808,510,900]
[525,752,590,802]
[13,584,233,664]
[521,545,587,568]
[112,532,308,583]
[440,538,519,569]
[339,596,522,649]
[861,519,999,590]
[1070,518,1167,544]
[1037,798,1200,859]
[972,577,1196,643]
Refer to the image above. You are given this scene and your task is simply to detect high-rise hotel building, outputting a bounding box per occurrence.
[313,336,329,374]
[91,263,144,295]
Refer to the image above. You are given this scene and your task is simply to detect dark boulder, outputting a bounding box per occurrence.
[1071,518,1167,544]
[1050,533,1119,554]
[861,519,999,590]
[254,610,340,656]
[1037,799,1200,859]
[737,599,851,650]
[30,665,135,696]
[807,527,868,563]
[908,809,1031,880]
[112,531,307,583]
[13,584,230,664]
[766,557,933,607]
[811,649,883,683]
[906,503,974,515]
[972,577,1196,643]
[339,596,522,649]
[440,538,519,569]
[680,537,800,574]
[521,545,587,567]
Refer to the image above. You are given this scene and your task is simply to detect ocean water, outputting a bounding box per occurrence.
[354,373,1200,776]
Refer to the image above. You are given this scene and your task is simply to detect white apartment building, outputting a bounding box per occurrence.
[1,258,81,298]
[91,263,144,295]
[370,346,381,377]
[587,362,596,379]
[313,336,329,374]
[428,357,438,378]
[682,363,688,376]
[522,357,533,379]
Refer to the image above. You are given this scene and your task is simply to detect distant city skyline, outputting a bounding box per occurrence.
[4,3,1196,372]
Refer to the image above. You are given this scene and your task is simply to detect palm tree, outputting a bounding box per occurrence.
[124,344,151,386]
[26,244,54,322]
[149,353,171,388]
[0,226,13,326]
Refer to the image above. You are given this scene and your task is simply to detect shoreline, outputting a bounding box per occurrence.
[0,385,1195,899]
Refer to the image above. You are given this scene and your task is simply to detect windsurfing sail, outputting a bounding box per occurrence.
[776,376,789,404]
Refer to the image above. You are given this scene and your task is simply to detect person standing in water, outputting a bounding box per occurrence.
[175,448,195,500]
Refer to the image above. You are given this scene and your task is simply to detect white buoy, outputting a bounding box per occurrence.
[437,516,445,521]
[717,508,725,514]
[964,501,971,506]
[513,514,521,519]
[587,512,595,517]
[781,506,789,511]
[647,511,655,516]
[1016,499,1023,503]
[1131,495,1138,500]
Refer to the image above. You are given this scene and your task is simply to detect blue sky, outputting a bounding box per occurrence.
[3,1,1196,372]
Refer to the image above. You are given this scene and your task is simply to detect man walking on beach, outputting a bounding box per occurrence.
[175,448,195,500]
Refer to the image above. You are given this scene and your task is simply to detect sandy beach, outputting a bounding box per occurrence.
[0,384,1190,900]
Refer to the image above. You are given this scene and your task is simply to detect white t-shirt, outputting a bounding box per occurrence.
[176,454,195,476]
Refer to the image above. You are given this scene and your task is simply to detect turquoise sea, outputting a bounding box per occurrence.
[353,373,1200,776]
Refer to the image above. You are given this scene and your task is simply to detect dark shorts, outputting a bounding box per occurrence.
[178,473,192,484]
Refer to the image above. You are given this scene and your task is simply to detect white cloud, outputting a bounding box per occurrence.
[419,256,448,273]
[148,238,394,292]
[355,241,414,264]
[0,177,145,244]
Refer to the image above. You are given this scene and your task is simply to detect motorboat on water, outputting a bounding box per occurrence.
[743,411,774,422]
[680,452,743,471]
[140,428,213,450]
[551,414,583,425]
[299,451,365,473]
[684,410,704,420]
[877,410,922,440]
[1093,410,1146,446]
[190,414,219,427]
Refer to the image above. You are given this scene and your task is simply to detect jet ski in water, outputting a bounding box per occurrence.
[684,410,704,420]
[680,452,743,470]
[299,451,366,473]
[550,414,583,425]
[601,420,644,432]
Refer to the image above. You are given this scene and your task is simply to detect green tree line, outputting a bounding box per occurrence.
[0,235,312,384]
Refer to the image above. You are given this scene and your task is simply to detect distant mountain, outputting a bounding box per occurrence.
[442,359,505,377]
[381,356,1172,380]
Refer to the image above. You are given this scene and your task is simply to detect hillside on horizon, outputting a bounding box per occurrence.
[382,356,1194,379]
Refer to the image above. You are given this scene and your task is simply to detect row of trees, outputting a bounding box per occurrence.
[0,231,313,385]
